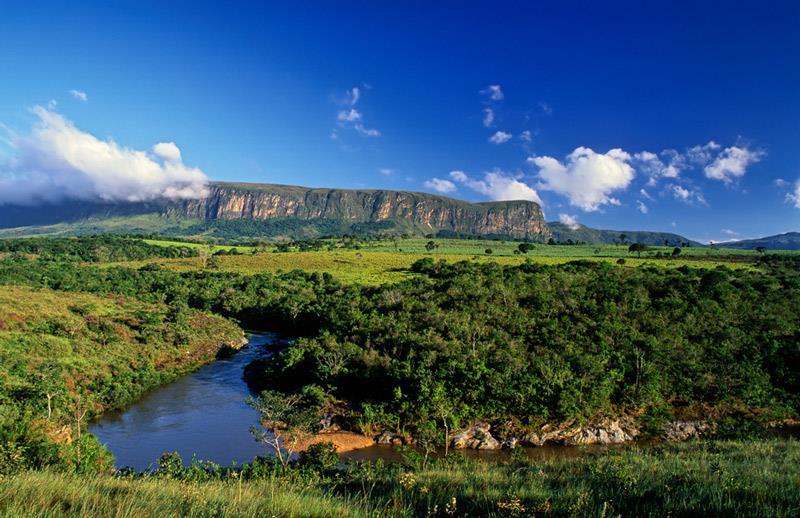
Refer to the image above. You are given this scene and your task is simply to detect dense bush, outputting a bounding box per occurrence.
[254,258,800,435]
[1,246,798,446]
[0,236,198,262]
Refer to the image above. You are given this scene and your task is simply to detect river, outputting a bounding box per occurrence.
[92,332,624,470]
[91,332,281,471]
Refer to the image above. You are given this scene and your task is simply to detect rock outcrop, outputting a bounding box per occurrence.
[518,418,639,447]
[171,182,550,239]
[451,423,502,450]
[663,420,714,441]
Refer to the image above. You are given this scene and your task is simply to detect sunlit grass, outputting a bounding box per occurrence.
[2,440,798,517]
[142,239,253,254]
[99,248,756,285]
[0,471,366,518]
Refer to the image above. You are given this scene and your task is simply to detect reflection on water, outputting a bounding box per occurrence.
[90,333,280,471]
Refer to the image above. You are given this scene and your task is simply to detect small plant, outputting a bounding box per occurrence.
[299,442,340,473]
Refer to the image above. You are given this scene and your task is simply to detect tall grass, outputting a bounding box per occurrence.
[0,471,367,517]
[2,440,798,517]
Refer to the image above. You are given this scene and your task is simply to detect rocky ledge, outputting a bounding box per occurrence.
[446,418,717,450]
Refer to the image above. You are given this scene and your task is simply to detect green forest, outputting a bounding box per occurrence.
[0,236,798,515]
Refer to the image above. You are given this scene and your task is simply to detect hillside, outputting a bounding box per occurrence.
[0,182,550,240]
[548,221,700,246]
[0,284,243,472]
[721,232,800,250]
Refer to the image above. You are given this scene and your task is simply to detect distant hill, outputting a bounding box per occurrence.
[0,181,550,240]
[719,232,800,251]
[548,222,701,247]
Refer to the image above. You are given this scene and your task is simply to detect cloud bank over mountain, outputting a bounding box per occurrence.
[0,107,208,205]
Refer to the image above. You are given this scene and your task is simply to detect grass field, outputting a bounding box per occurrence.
[2,440,798,517]
[142,239,253,254]
[99,246,763,285]
[357,238,767,257]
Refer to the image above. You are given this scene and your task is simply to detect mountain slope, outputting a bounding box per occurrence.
[548,222,701,247]
[0,182,550,240]
[721,232,800,250]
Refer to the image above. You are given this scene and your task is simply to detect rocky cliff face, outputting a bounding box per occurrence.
[171,182,550,239]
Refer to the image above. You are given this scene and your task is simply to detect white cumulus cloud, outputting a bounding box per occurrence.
[686,141,720,165]
[424,177,456,194]
[69,89,88,102]
[529,147,634,211]
[488,131,512,144]
[669,183,706,205]
[704,146,764,183]
[634,150,685,185]
[0,106,208,205]
[558,213,580,230]
[337,108,362,123]
[482,108,495,128]
[152,141,182,163]
[334,86,380,138]
[519,130,532,143]
[347,87,360,106]
[449,169,542,204]
[788,179,800,209]
[481,84,504,101]
[354,124,380,137]
[672,185,690,201]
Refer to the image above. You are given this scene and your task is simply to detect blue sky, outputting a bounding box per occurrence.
[0,1,798,241]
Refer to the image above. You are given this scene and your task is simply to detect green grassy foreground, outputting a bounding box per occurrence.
[1,440,798,517]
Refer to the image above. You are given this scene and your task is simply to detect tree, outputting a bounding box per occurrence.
[71,394,91,471]
[485,248,493,255]
[206,255,221,270]
[248,390,316,472]
[37,363,62,420]
[429,384,454,457]
[198,246,212,268]
[755,246,767,254]
[672,247,682,257]
[518,243,533,254]
[425,240,436,252]
[619,233,628,245]
[628,243,649,258]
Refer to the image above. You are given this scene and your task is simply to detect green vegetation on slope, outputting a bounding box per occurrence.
[0,285,242,474]
[547,222,702,247]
